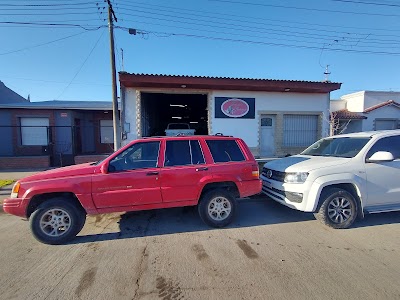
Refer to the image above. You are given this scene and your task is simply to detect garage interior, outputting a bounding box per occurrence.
[140,92,208,137]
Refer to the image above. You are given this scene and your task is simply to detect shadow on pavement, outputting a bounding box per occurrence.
[69,197,400,245]
[352,211,400,229]
[70,198,315,244]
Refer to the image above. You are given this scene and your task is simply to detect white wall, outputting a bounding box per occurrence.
[341,91,400,112]
[362,106,400,131]
[122,88,331,149]
[341,91,365,112]
[122,88,139,145]
[211,90,330,148]
[330,99,346,112]
[363,91,400,109]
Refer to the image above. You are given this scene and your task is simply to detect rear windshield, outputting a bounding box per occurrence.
[206,140,245,163]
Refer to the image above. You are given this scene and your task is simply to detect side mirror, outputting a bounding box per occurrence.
[100,163,109,174]
[367,151,395,163]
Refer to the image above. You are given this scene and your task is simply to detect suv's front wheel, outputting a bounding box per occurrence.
[30,198,86,245]
[314,188,358,229]
[198,189,236,227]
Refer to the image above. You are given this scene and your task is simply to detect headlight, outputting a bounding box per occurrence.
[284,172,308,183]
[11,182,20,198]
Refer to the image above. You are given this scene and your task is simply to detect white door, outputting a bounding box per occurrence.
[364,135,400,206]
[260,115,275,156]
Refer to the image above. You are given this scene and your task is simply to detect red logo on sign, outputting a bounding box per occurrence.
[221,98,249,118]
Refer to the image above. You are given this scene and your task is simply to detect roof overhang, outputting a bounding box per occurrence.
[119,73,341,94]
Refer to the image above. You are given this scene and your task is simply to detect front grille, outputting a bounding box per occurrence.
[262,185,303,203]
[262,167,285,182]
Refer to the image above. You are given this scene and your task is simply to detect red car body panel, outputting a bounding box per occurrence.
[3,136,261,219]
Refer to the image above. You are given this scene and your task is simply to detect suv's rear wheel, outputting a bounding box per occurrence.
[198,189,236,227]
[314,188,357,229]
[30,198,86,245]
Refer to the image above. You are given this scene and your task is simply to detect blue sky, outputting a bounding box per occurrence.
[1,0,400,102]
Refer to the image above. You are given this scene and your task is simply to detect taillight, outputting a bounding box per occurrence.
[251,164,259,178]
[11,182,20,198]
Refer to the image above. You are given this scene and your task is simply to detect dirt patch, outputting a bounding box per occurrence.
[236,240,259,259]
[75,267,98,297]
[191,244,209,261]
[156,276,183,300]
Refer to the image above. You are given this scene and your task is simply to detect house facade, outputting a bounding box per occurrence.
[331,91,400,134]
[119,73,341,157]
[0,101,115,169]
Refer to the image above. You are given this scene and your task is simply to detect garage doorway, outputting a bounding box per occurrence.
[140,93,208,137]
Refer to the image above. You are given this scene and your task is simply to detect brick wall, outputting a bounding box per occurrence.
[0,156,50,170]
[74,154,109,165]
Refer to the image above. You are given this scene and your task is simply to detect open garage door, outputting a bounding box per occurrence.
[140,92,208,137]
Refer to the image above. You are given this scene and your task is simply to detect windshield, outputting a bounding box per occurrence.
[301,137,371,158]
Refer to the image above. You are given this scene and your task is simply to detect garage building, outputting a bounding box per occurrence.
[119,73,341,157]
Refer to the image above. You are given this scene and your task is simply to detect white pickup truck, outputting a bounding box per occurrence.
[260,130,400,229]
[165,123,196,136]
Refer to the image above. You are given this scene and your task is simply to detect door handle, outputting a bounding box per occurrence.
[146,171,159,176]
[196,167,208,172]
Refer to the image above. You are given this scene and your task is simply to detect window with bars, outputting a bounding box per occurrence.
[283,115,318,147]
[100,120,114,144]
[20,117,49,146]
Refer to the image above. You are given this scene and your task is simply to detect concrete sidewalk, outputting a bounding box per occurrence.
[0,169,45,181]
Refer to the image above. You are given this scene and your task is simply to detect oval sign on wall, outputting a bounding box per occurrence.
[221,98,249,118]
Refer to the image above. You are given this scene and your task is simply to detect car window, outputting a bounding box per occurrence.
[366,136,400,159]
[165,140,191,166]
[109,141,160,171]
[164,140,205,166]
[206,140,245,163]
[190,140,205,164]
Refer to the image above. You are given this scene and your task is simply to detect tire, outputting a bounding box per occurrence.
[29,198,86,245]
[314,188,358,229]
[198,189,236,228]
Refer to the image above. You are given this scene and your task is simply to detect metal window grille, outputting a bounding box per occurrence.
[283,115,318,147]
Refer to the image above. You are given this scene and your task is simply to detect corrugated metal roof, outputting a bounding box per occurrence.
[119,73,341,93]
[0,100,114,110]
[120,72,341,84]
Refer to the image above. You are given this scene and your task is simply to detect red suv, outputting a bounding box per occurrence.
[3,135,261,244]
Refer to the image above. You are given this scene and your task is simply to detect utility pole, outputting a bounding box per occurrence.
[106,0,120,151]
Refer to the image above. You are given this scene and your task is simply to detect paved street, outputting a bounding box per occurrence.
[0,186,399,300]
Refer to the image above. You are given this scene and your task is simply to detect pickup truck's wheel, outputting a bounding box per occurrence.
[314,188,357,229]
[30,199,86,245]
[198,189,236,228]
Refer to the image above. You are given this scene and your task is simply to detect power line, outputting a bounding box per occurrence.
[117,1,400,33]
[118,19,399,50]
[118,11,400,45]
[119,27,400,55]
[0,12,97,16]
[0,31,89,56]
[56,30,106,100]
[1,6,96,11]
[331,0,400,7]
[0,21,106,30]
[1,2,96,7]
[209,0,400,17]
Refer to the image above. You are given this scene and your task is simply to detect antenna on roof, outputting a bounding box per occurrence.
[27,94,31,102]
[324,65,331,83]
